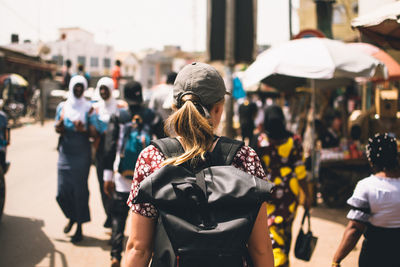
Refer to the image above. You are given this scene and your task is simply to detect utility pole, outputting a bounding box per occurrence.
[207,0,256,138]
[289,0,293,39]
[315,0,335,39]
[224,0,236,138]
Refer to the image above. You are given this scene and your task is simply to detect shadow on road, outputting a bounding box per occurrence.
[0,214,68,267]
[54,235,111,251]
[309,203,350,226]
[74,235,111,251]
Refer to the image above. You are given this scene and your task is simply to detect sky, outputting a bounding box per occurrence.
[0,0,298,53]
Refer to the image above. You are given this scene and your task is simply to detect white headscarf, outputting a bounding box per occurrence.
[63,75,91,124]
[95,77,118,123]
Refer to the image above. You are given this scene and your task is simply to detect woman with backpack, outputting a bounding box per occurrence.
[250,105,311,267]
[55,75,96,243]
[124,62,274,267]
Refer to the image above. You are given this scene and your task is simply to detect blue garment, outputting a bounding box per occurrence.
[55,102,93,223]
[55,102,96,131]
[94,118,109,134]
[0,111,8,150]
[232,77,246,100]
[91,107,124,134]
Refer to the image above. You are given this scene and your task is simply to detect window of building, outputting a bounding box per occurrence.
[103,58,111,68]
[333,4,346,24]
[352,3,358,14]
[90,57,99,67]
[52,55,64,66]
[77,56,86,67]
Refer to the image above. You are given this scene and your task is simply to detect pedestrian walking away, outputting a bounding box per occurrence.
[62,59,72,91]
[124,62,275,267]
[92,77,120,229]
[238,94,258,144]
[332,133,400,267]
[55,75,96,243]
[148,71,177,138]
[251,104,311,267]
[102,80,156,267]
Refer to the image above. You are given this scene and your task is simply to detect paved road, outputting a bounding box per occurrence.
[0,121,361,267]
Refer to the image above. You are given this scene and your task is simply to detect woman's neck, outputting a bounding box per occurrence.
[375,170,400,179]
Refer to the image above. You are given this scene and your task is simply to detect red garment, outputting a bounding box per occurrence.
[127,144,267,218]
[112,66,121,89]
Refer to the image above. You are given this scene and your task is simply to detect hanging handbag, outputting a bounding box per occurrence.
[294,208,318,261]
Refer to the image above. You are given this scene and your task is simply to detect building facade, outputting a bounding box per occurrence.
[298,0,359,41]
[48,28,114,76]
[6,28,114,77]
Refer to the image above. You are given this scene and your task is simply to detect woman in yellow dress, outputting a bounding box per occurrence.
[252,105,311,267]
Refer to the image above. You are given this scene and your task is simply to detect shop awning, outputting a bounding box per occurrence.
[4,55,56,72]
[352,2,400,50]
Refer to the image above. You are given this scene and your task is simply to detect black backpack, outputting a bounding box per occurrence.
[133,137,274,267]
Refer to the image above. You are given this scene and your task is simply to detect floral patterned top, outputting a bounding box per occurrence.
[127,144,267,218]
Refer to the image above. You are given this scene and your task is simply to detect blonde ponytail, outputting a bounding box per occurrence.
[162,95,216,166]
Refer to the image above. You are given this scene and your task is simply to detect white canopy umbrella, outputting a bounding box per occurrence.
[242,37,386,91]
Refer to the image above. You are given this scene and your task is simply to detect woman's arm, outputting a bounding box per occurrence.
[87,107,99,138]
[247,202,274,267]
[55,102,65,134]
[124,212,156,267]
[332,220,366,266]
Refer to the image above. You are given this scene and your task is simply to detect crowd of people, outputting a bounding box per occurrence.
[53,61,400,267]
[54,68,175,266]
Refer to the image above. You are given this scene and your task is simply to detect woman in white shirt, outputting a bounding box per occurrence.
[332,133,400,267]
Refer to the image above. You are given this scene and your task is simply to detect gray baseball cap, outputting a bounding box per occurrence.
[173,62,229,107]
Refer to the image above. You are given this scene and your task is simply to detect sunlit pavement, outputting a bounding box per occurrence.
[0,121,360,267]
[290,205,360,267]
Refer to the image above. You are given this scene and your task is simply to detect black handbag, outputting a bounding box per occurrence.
[294,209,318,261]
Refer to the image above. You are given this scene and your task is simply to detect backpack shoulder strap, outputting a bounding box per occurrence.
[151,137,243,164]
[211,137,244,166]
[151,137,184,159]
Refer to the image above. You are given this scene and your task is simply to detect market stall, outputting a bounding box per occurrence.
[242,37,387,207]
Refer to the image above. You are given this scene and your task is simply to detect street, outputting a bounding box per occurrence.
[0,121,361,267]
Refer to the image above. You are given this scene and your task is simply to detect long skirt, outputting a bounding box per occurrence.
[359,224,400,267]
[56,131,91,224]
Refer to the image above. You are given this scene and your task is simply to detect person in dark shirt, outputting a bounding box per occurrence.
[0,110,9,172]
[75,64,91,87]
[62,60,72,90]
[102,81,157,267]
[320,110,342,149]
[238,96,258,144]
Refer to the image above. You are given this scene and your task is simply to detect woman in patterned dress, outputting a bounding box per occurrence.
[252,105,311,267]
[123,62,274,267]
